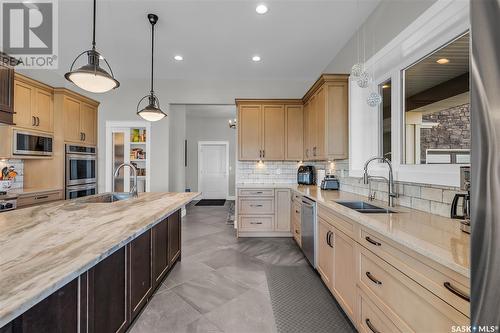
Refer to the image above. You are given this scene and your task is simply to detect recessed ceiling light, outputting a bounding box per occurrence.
[174,55,183,61]
[252,55,261,62]
[256,4,268,14]
[436,58,450,64]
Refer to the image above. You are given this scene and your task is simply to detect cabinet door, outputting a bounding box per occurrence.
[262,104,285,160]
[63,97,82,143]
[0,64,14,121]
[285,105,303,161]
[34,88,53,132]
[12,278,79,333]
[317,218,334,286]
[274,189,291,232]
[152,218,169,288]
[303,101,310,160]
[332,228,356,319]
[80,103,97,145]
[326,83,349,159]
[88,247,127,333]
[315,86,326,159]
[238,105,262,160]
[13,80,35,129]
[168,210,181,266]
[308,94,317,159]
[128,230,152,321]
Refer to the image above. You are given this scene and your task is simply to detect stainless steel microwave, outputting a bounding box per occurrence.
[13,129,53,156]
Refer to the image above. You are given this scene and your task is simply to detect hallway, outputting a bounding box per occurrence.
[129,202,307,333]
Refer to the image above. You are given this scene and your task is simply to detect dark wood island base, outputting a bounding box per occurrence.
[1,209,181,333]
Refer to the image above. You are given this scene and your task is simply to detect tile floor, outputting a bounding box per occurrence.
[129,202,308,333]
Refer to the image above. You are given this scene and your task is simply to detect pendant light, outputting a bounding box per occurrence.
[137,14,166,122]
[65,0,119,93]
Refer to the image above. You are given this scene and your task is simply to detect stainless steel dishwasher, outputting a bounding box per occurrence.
[301,197,316,267]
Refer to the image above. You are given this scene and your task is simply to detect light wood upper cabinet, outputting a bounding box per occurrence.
[237,101,302,161]
[238,104,262,160]
[63,97,82,142]
[262,105,285,160]
[13,75,54,133]
[326,81,349,159]
[285,105,303,160]
[60,92,98,145]
[80,103,97,145]
[315,86,326,159]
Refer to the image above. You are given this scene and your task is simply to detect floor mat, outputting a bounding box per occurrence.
[195,199,226,206]
[266,265,356,333]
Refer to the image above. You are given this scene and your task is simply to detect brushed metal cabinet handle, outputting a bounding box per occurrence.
[443,282,470,302]
[250,222,263,225]
[36,117,40,126]
[365,319,381,333]
[366,271,382,285]
[328,231,334,248]
[83,132,86,141]
[32,116,36,126]
[325,231,330,246]
[254,191,263,194]
[35,195,49,200]
[365,236,382,246]
[250,204,263,207]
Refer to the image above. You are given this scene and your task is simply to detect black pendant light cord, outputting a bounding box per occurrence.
[150,20,155,95]
[92,0,96,50]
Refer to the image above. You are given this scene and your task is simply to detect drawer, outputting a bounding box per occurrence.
[359,228,470,316]
[292,192,302,203]
[239,215,274,231]
[318,204,357,238]
[293,219,301,247]
[357,288,401,333]
[238,198,274,215]
[292,202,301,222]
[17,190,63,208]
[238,188,274,197]
[358,246,469,332]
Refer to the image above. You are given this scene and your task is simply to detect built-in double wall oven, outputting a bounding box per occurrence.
[65,145,97,199]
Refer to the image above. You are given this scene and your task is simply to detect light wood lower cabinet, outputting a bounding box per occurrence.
[357,287,401,333]
[237,188,291,237]
[16,190,63,208]
[317,218,334,285]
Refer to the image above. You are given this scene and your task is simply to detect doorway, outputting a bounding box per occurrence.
[198,141,229,199]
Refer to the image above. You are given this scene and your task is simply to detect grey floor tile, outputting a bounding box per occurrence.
[129,291,202,333]
[205,289,277,333]
[199,248,267,270]
[171,271,249,314]
[157,261,216,294]
[181,316,223,333]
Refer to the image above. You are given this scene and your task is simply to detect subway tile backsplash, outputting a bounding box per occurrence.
[0,159,24,190]
[237,159,464,218]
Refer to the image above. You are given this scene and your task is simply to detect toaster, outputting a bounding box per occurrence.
[320,175,339,190]
[297,165,315,185]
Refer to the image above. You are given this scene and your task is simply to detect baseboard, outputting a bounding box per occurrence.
[226,195,236,201]
[237,231,293,238]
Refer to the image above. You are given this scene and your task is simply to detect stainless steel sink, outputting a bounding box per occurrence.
[335,201,396,214]
[79,192,134,203]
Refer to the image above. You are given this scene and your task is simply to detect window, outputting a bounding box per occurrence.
[379,79,392,160]
[403,32,470,165]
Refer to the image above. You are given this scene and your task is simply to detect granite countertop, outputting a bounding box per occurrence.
[8,187,63,196]
[0,192,200,327]
[237,183,470,278]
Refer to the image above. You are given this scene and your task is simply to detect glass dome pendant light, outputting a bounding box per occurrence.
[137,14,167,122]
[65,0,119,93]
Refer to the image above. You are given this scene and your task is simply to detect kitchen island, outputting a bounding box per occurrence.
[0,191,199,332]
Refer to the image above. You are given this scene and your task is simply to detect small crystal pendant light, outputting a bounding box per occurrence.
[357,71,371,88]
[351,63,364,78]
[367,91,382,107]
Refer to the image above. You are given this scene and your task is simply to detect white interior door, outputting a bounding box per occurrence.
[199,142,228,199]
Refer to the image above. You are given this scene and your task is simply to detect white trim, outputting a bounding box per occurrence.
[105,121,151,192]
[349,0,469,187]
[197,141,230,200]
[226,195,236,201]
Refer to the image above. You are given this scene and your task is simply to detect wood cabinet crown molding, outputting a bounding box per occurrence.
[53,87,100,107]
[14,73,54,93]
[302,74,350,103]
[236,99,303,106]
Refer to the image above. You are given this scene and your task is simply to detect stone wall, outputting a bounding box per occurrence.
[420,103,470,162]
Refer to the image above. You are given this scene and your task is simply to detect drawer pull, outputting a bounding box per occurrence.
[295,230,299,234]
[254,191,263,194]
[250,204,263,207]
[295,210,300,213]
[443,282,470,302]
[366,271,382,285]
[35,195,49,200]
[365,236,381,246]
[250,222,263,225]
[365,319,381,333]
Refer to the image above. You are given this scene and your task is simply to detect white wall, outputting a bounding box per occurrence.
[168,105,186,192]
[186,115,237,197]
[323,0,437,73]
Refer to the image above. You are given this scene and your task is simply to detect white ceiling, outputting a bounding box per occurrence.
[55,0,380,82]
[185,104,236,118]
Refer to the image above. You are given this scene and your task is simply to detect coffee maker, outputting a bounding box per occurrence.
[450,166,471,234]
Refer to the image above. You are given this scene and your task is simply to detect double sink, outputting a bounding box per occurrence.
[335,201,396,214]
